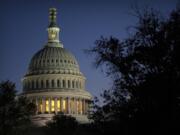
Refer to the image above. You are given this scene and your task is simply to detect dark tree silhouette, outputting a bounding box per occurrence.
[88,7,180,135]
[46,114,78,135]
[0,80,36,135]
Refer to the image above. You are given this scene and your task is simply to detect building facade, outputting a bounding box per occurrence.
[21,8,92,125]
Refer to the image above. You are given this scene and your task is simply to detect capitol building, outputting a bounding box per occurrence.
[21,8,92,125]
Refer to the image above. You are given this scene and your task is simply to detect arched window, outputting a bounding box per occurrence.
[43,60,45,64]
[46,80,49,88]
[32,80,34,89]
[72,80,75,88]
[79,81,82,89]
[57,80,60,87]
[68,80,70,88]
[52,80,54,88]
[63,80,66,88]
[41,80,44,88]
[76,81,78,88]
[28,81,31,89]
[36,80,39,89]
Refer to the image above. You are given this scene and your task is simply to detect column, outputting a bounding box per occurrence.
[60,79,62,88]
[65,79,67,88]
[37,98,40,113]
[49,80,52,88]
[55,97,57,114]
[70,80,72,89]
[37,97,42,112]
[54,79,57,88]
[35,97,38,114]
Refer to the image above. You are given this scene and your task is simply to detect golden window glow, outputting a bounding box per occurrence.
[63,99,66,112]
[57,99,61,112]
[57,99,60,112]
[51,100,55,112]
[77,100,79,113]
[46,99,49,112]
[40,104,43,113]
[77,100,83,114]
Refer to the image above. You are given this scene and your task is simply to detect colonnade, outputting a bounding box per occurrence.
[23,78,84,91]
[33,97,90,115]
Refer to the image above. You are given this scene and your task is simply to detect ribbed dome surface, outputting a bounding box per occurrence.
[26,46,81,76]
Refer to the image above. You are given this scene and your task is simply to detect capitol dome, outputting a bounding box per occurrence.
[27,47,81,76]
[21,8,92,125]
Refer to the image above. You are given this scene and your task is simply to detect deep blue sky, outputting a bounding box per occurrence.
[0,0,178,97]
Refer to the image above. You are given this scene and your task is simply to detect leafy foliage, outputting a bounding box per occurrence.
[88,7,180,135]
[46,114,78,135]
[0,80,36,135]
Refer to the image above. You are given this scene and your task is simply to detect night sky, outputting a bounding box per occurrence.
[0,0,178,97]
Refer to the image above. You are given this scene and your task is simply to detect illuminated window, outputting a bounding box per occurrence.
[63,99,66,112]
[57,99,60,112]
[77,100,82,114]
[45,99,49,112]
[51,99,55,112]
[40,104,42,113]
